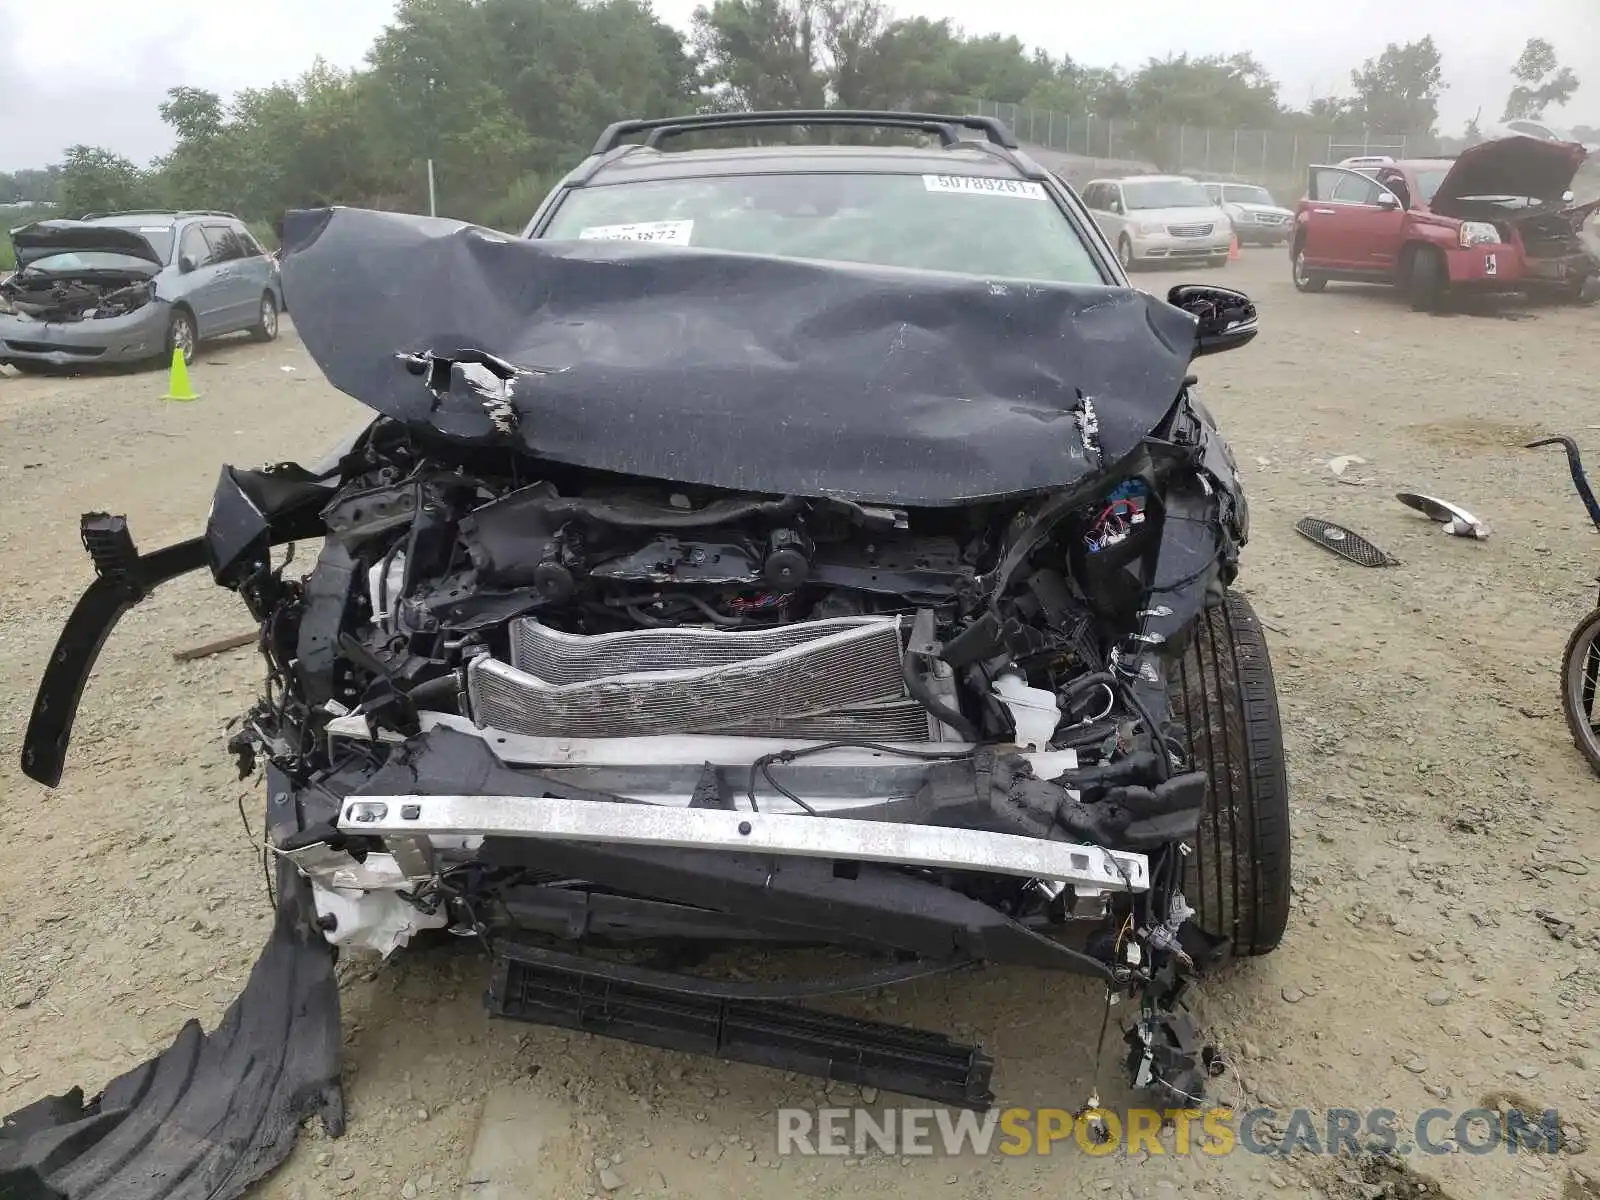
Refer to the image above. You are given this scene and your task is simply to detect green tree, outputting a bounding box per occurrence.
[1347,36,1445,135]
[153,86,240,211]
[58,146,155,216]
[1023,59,1130,120]
[829,15,961,111]
[692,0,827,111]
[159,87,226,142]
[944,33,1051,103]
[1502,37,1579,121]
[365,0,533,214]
[0,166,61,205]
[1125,52,1280,130]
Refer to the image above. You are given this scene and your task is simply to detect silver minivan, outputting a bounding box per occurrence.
[1080,176,1232,270]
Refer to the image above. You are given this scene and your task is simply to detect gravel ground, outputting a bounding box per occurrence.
[2,252,1598,1200]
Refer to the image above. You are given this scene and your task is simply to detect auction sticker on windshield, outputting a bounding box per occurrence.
[923,175,1046,199]
[578,220,694,244]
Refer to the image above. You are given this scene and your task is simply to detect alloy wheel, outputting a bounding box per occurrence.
[173,315,196,363]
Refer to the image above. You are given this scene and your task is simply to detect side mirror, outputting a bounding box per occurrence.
[1376,192,1401,209]
[1563,190,1575,204]
[1166,284,1258,359]
[178,254,197,274]
[1109,200,1123,215]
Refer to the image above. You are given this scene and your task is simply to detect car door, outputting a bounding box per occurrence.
[1302,167,1403,271]
[1299,168,1349,268]
[204,223,258,330]
[1324,170,1406,271]
[1100,185,1130,244]
[175,223,228,334]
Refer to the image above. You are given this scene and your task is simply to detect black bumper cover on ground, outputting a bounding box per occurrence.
[0,862,344,1200]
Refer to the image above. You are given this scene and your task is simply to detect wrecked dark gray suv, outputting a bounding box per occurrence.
[6,111,1289,1196]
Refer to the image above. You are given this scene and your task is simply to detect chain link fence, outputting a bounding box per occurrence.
[947,97,1429,196]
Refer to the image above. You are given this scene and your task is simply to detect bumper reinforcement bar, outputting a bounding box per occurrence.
[486,941,996,1109]
[338,793,1150,891]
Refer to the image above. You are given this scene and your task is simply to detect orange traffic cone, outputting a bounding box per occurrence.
[1228,233,1241,262]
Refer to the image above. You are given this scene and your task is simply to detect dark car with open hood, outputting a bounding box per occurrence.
[4,111,1284,1198]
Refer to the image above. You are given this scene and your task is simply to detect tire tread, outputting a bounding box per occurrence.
[1169,592,1291,957]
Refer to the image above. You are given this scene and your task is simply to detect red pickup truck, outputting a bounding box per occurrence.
[1291,136,1600,309]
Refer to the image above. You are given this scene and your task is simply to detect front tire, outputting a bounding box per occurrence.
[1168,592,1291,958]
[165,308,198,365]
[1117,236,1135,272]
[1406,246,1446,312]
[1565,269,1598,306]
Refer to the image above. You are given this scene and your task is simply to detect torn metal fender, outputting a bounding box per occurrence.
[19,535,207,788]
[0,860,345,1199]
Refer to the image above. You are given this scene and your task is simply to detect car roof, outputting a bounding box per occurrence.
[580,141,1046,186]
[1087,174,1197,186]
[78,209,241,225]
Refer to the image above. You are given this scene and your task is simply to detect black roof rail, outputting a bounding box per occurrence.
[642,114,963,149]
[592,109,1020,155]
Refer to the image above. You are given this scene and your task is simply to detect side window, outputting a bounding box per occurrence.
[235,226,265,257]
[1330,172,1383,205]
[179,224,217,268]
[205,224,245,262]
[1081,184,1099,210]
[1376,170,1411,206]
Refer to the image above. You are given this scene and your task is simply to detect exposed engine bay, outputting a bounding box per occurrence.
[199,371,1247,1111]
[1,219,166,323]
[0,271,155,322]
[1517,201,1600,292]
[12,208,1280,1177]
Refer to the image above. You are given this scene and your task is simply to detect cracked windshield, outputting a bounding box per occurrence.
[1,3,1597,1200]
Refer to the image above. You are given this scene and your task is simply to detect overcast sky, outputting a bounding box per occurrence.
[2,0,1596,170]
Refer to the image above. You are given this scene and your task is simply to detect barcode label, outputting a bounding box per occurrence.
[577,220,694,244]
[922,175,1046,199]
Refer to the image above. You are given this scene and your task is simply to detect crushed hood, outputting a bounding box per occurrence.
[279,206,1201,507]
[1431,135,1588,212]
[8,219,166,269]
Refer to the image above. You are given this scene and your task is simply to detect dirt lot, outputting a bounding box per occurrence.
[2,251,1598,1200]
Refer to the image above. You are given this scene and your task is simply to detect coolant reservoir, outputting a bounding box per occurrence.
[992,672,1062,752]
[366,553,407,622]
